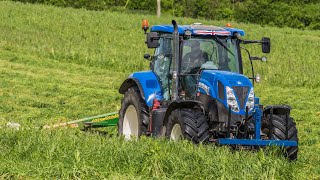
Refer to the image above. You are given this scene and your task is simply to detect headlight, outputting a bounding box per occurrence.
[226,86,239,112]
[246,88,254,111]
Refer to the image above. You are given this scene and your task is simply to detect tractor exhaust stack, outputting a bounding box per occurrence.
[171,20,179,101]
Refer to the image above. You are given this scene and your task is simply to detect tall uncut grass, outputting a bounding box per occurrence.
[0,1,320,179]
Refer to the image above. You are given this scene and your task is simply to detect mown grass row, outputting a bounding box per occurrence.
[0,1,319,179]
[0,128,308,179]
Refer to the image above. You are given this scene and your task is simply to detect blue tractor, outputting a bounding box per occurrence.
[118,20,298,160]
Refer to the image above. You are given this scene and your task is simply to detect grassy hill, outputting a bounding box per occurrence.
[0,1,320,179]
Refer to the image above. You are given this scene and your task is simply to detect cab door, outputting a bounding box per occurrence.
[152,34,172,100]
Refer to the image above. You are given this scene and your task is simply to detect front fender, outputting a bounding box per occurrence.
[264,105,292,116]
[163,100,205,127]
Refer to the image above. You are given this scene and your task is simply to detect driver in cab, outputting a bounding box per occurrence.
[181,40,217,98]
[182,40,218,73]
[182,40,207,74]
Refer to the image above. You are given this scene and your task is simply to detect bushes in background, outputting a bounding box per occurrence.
[12,0,320,30]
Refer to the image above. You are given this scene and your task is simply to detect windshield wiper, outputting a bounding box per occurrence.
[212,35,234,56]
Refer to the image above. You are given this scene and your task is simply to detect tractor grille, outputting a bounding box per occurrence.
[232,86,249,110]
[218,81,225,100]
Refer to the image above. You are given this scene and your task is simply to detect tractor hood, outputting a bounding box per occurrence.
[201,70,252,86]
[198,70,253,115]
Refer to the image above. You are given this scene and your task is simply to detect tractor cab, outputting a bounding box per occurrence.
[146,23,246,100]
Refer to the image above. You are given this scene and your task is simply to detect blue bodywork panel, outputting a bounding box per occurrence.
[129,71,163,107]
[254,97,261,139]
[198,70,253,115]
[218,138,298,147]
[151,25,245,37]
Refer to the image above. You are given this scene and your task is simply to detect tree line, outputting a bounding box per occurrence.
[13,0,320,30]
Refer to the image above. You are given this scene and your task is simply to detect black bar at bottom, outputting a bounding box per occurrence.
[269,108,273,138]
[227,106,231,138]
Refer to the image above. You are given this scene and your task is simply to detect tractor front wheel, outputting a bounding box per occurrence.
[165,108,209,143]
[262,114,298,161]
[118,87,149,140]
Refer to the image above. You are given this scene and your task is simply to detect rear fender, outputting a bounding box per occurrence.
[119,71,163,107]
[119,78,144,96]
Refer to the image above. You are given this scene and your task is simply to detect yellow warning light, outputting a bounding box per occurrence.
[226,23,232,27]
[142,19,149,34]
[142,19,149,30]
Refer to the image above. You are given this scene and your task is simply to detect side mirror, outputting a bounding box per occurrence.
[146,32,160,48]
[144,54,151,60]
[261,37,270,53]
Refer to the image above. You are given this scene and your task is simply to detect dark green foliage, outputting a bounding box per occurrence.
[10,0,320,30]
[235,0,320,30]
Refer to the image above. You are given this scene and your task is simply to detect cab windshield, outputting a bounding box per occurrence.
[153,35,241,100]
[181,37,240,74]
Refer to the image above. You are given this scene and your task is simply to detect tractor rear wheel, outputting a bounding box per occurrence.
[118,87,149,139]
[262,114,298,161]
[165,108,209,143]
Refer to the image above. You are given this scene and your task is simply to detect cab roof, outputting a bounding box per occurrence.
[150,24,245,37]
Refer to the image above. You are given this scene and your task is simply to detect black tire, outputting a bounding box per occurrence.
[262,114,298,161]
[118,87,149,138]
[165,108,209,143]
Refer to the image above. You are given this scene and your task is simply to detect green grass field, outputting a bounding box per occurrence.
[0,1,320,179]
